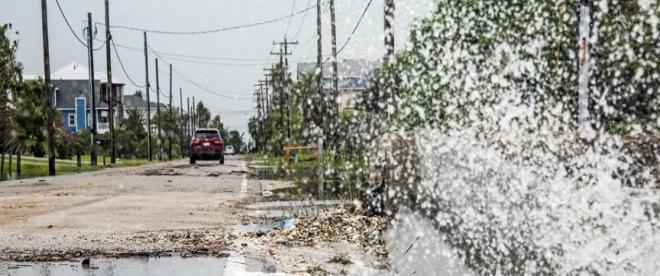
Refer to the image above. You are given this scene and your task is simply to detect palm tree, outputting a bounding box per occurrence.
[123,108,146,140]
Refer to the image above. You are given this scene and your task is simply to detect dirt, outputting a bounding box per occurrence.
[0,156,252,262]
[0,155,391,275]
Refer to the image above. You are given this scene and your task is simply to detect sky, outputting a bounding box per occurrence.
[2,0,435,140]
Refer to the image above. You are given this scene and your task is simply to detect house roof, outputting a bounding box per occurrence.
[123,94,164,110]
[296,59,379,90]
[23,62,125,84]
[297,59,379,78]
[52,79,109,109]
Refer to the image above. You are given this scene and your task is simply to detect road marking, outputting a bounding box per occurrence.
[240,160,248,197]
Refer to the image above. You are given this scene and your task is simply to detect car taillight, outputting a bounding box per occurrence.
[213,140,222,145]
[191,138,201,145]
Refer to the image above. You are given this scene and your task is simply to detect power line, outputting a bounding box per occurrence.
[111,38,145,88]
[337,0,374,54]
[100,5,317,35]
[54,0,87,47]
[285,0,298,36]
[148,46,253,101]
[316,0,374,64]
[155,54,270,67]
[109,40,274,62]
[292,0,313,40]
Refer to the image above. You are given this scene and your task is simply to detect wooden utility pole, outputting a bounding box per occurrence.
[40,0,56,175]
[143,32,152,161]
[254,84,264,152]
[192,96,196,130]
[578,0,593,139]
[273,37,298,146]
[179,88,184,156]
[155,58,163,161]
[384,0,395,57]
[87,12,98,167]
[186,97,190,137]
[316,0,324,200]
[104,0,116,164]
[329,0,340,150]
[168,64,173,160]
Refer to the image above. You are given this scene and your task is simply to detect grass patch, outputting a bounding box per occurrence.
[0,154,153,181]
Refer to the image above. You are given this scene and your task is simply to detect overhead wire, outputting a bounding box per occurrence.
[148,45,253,101]
[284,0,298,36]
[100,5,317,35]
[319,0,374,64]
[54,0,88,47]
[109,40,274,62]
[292,0,313,40]
[337,0,374,55]
[111,38,145,88]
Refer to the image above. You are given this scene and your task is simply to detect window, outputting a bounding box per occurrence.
[194,130,220,138]
[68,113,76,127]
[99,110,109,124]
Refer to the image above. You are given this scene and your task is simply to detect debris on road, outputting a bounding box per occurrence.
[269,210,388,257]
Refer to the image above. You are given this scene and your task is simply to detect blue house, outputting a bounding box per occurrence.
[25,62,125,134]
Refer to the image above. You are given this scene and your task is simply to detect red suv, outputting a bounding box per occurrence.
[190,129,225,164]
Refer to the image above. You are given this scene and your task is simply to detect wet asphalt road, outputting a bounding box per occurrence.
[0,155,258,261]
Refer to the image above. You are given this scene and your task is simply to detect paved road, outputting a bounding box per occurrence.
[0,155,259,261]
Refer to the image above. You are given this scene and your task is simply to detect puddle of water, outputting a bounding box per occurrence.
[0,257,227,276]
[246,200,342,219]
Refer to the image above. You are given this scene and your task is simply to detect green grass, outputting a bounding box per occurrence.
[0,154,153,181]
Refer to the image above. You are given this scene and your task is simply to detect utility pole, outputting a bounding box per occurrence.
[104,0,116,164]
[264,76,271,114]
[330,0,340,150]
[384,0,395,58]
[578,0,593,140]
[186,97,190,137]
[179,88,184,156]
[168,64,173,160]
[315,0,324,200]
[254,85,264,152]
[155,58,162,161]
[86,12,98,167]
[40,0,56,176]
[143,32,152,161]
[192,96,196,130]
[273,37,298,146]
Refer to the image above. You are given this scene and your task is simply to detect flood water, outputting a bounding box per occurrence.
[0,257,227,276]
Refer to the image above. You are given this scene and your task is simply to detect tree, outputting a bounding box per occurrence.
[226,130,243,153]
[1,23,22,175]
[195,102,211,128]
[123,108,147,140]
[209,114,230,141]
[11,80,47,157]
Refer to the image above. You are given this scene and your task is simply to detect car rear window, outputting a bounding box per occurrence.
[195,130,219,138]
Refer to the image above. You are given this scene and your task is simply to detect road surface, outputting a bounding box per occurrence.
[0,155,255,261]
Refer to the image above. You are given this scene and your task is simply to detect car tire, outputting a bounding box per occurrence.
[220,155,225,165]
[190,156,196,164]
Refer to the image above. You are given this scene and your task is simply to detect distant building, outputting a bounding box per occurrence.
[24,62,124,134]
[296,59,379,112]
[122,92,169,133]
